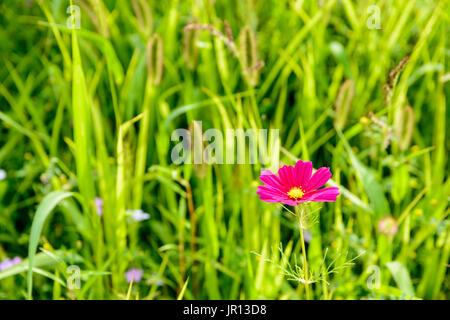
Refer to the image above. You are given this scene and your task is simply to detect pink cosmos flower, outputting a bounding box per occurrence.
[257,160,340,206]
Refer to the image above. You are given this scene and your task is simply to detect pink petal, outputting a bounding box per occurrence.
[294,161,312,188]
[305,167,332,192]
[259,195,296,206]
[278,165,295,189]
[293,161,303,186]
[257,185,287,199]
[259,169,284,191]
[259,196,283,203]
[302,187,340,202]
[280,198,298,206]
[258,185,296,205]
[260,169,274,176]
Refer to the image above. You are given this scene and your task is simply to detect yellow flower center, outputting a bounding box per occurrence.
[287,187,304,200]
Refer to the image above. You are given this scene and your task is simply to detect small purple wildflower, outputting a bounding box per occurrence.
[125,268,144,283]
[304,229,312,243]
[11,257,22,264]
[95,197,103,216]
[0,256,22,271]
[0,259,13,271]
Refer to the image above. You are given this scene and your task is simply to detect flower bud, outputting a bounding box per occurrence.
[183,18,200,70]
[378,215,399,236]
[132,0,153,36]
[146,34,164,85]
[395,105,414,150]
[334,79,354,131]
[239,25,261,86]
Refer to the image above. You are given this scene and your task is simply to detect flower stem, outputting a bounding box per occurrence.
[295,205,310,300]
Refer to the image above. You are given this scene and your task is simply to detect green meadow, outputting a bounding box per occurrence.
[0,0,448,300]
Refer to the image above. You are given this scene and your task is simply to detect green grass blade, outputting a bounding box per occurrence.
[27,191,75,300]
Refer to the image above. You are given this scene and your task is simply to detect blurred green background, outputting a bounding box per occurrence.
[0,0,449,300]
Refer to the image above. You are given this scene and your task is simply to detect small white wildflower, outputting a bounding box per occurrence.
[127,209,150,222]
[0,169,6,181]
